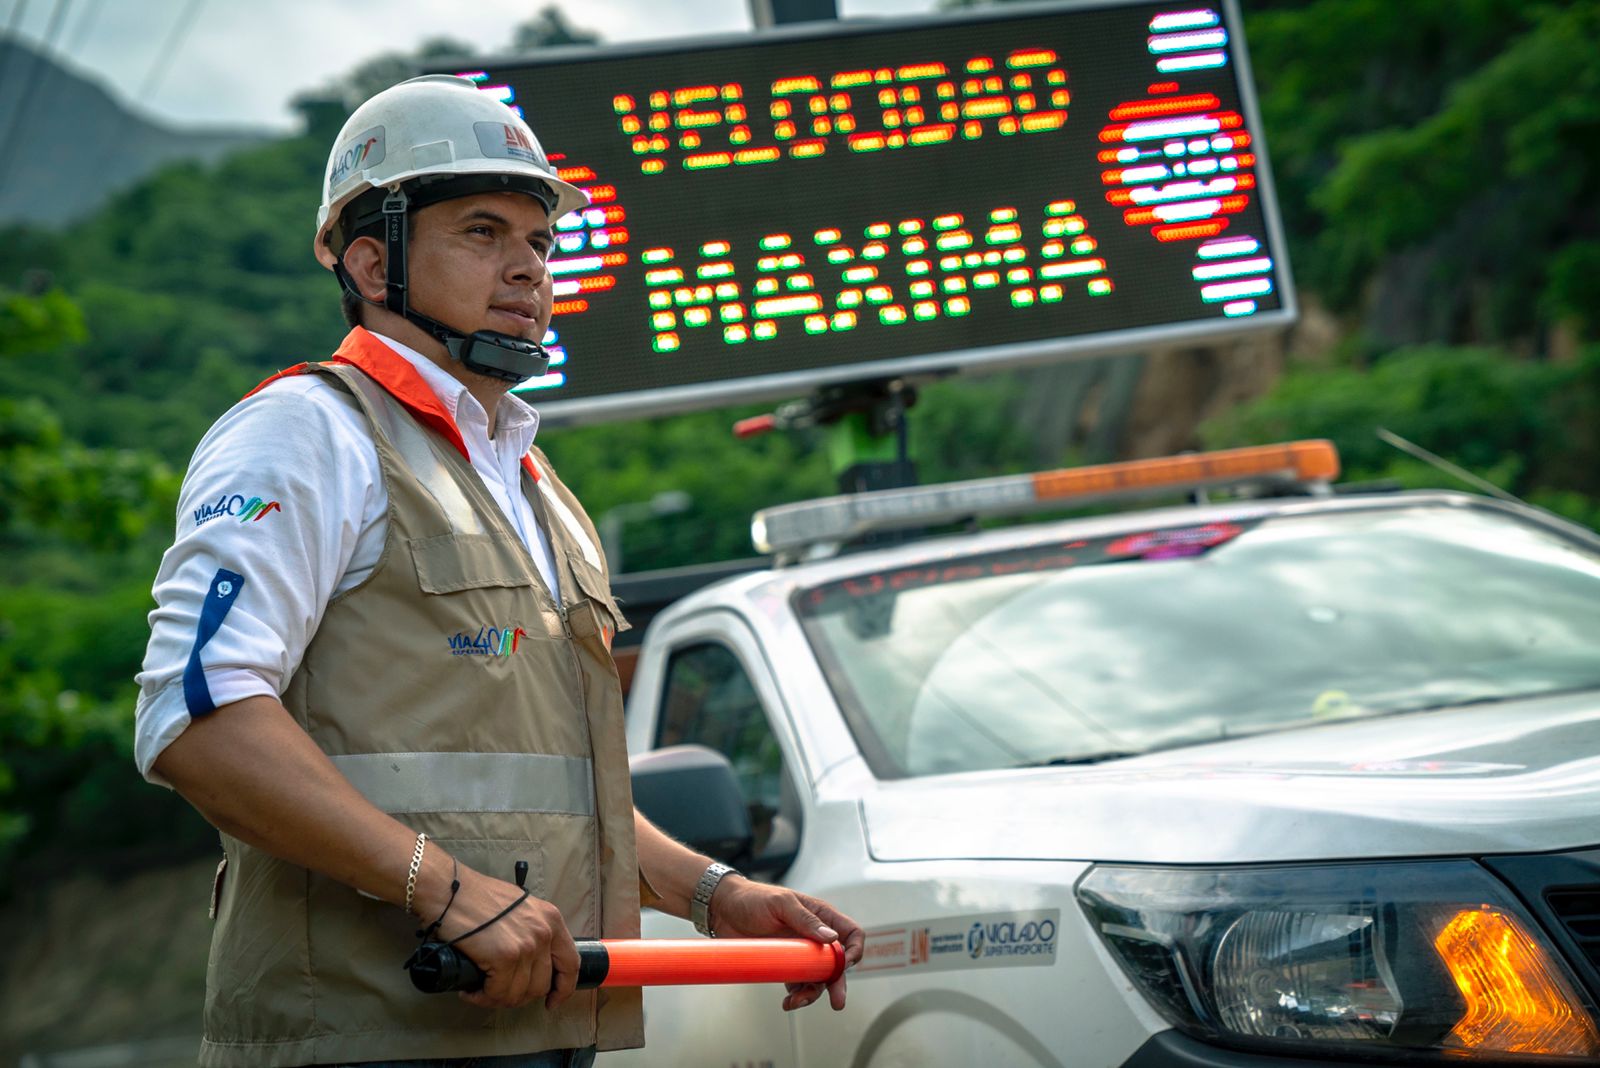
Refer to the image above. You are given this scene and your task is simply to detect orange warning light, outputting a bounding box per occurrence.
[1435,908,1600,1057]
[1032,441,1340,503]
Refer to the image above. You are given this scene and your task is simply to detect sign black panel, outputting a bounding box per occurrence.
[439,0,1293,422]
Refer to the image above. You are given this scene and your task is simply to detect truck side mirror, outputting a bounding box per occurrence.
[630,745,754,869]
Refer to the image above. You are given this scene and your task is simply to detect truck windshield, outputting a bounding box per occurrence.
[794,505,1600,778]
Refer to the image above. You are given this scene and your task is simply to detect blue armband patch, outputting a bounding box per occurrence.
[184,568,245,717]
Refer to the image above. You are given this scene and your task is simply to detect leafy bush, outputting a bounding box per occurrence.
[1204,344,1600,528]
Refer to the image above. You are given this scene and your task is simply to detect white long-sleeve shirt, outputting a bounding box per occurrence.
[134,332,563,783]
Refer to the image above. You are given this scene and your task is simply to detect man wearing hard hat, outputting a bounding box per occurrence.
[134,75,864,1068]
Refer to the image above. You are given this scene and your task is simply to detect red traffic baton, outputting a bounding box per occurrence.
[410,937,846,993]
[576,938,846,989]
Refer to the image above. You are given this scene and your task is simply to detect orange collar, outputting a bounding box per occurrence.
[246,328,540,481]
[331,327,470,463]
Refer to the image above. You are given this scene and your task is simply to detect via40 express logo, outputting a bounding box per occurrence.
[967,916,1057,960]
[194,493,281,526]
[330,128,383,187]
[449,625,528,657]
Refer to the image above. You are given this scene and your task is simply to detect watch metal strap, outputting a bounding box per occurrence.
[691,861,738,937]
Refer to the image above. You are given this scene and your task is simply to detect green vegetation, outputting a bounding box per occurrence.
[1208,0,1600,526]
[1204,344,1600,529]
[1,0,1598,890]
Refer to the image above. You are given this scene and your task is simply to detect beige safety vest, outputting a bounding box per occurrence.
[199,358,643,1067]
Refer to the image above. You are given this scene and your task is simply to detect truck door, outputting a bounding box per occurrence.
[614,616,803,1068]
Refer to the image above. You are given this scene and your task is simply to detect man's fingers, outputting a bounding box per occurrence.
[781,974,845,1012]
[841,923,865,966]
[469,952,530,1010]
[781,896,838,942]
[459,959,507,1009]
[546,930,580,1009]
[510,949,540,1006]
[811,899,865,965]
[525,945,555,1001]
[783,981,825,1011]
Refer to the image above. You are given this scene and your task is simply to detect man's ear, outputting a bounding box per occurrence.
[342,235,388,304]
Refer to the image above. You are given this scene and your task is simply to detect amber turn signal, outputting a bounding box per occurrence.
[1434,907,1600,1057]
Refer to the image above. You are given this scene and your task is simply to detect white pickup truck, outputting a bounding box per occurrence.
[611,442,1600,1068]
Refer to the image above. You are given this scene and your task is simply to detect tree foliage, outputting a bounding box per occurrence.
[1203,344,1600,523]
[512,6,602,50]
[1295,1,1600,341]
[0,290,199,889]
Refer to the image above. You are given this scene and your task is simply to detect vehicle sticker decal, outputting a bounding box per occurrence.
[1105,520,1242,559]
[799,517,1268,615]
[855,909,1059,977]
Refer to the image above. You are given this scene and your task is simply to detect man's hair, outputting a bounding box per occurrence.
[340,287,364,328]
[336,217,384,328]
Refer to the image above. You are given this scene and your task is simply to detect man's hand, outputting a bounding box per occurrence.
[426,865,581,1011]
[708,878,865,1012]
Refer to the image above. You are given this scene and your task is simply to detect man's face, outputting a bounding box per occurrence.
[406,191,556,342]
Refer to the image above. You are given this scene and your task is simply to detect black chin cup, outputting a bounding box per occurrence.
[445,331,551,384]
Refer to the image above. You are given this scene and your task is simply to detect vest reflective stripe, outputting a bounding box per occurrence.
[329,752,595,816]
[340,370,490,536]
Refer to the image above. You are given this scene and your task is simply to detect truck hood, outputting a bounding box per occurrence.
[862,691,1600,864]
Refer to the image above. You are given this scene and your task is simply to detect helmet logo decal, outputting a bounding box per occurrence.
[330,127,385,191]
[474,120,547,167]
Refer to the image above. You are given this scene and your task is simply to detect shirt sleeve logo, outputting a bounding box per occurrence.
[194,493,283,526]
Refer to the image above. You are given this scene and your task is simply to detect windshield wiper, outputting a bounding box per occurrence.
[1378,683,1600,718]
[1022,750,1142,767]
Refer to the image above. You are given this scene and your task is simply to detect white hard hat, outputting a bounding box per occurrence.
[313,74,588,270]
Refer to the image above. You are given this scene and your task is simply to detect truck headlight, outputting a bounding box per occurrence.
[1077,861,1600,1060]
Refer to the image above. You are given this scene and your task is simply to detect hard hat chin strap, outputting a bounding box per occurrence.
[370,186,551,385]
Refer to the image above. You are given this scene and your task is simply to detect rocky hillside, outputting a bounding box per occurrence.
[0,37,267,228]
[1,858,213,1065]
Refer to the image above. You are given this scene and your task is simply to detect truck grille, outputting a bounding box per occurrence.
[1548,886,1600,972]
[1482,849,1600,1003]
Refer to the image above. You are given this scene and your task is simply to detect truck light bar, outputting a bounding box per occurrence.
[751,440,1339,556]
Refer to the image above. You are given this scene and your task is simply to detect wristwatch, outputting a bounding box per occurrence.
[690,861,740,937]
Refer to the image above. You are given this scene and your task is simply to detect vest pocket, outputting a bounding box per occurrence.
[410,533,535,594]
[567,557,630,637]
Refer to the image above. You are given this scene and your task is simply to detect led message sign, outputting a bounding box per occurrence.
[439,0,1293,422]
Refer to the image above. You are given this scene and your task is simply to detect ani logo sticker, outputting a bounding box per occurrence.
[449,625,528,657]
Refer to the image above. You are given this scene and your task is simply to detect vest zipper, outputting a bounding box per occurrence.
[556,599,606,1003]
[524,465,606,1006]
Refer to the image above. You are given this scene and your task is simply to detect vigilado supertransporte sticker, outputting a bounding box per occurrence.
[855,909,1060,977]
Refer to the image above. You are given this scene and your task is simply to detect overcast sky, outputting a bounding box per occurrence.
[3,0,940,131]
